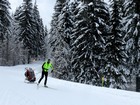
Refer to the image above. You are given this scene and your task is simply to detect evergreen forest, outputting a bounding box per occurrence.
[0,0,140,90]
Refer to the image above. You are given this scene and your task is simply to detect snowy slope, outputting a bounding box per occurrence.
[0,61,140,105]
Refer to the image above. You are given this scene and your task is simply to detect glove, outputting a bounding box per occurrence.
[51,70,53,73]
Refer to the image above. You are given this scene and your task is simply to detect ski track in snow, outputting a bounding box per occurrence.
[0,67,37,105]
[1,62,140,105]
[0,87,36,105]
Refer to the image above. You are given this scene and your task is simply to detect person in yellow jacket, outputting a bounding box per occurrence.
[38,59,53,87]
[102,76,105,87]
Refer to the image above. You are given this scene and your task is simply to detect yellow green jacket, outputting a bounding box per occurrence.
[42,62,53,72]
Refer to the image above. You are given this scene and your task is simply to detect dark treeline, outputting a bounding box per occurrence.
[0,0,47,65]
[0,0,140,90]
[49,0,140,90]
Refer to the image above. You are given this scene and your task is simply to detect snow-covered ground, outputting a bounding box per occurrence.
[0,61,140,105]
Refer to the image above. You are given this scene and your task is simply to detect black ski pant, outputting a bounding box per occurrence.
[38,70,48,86]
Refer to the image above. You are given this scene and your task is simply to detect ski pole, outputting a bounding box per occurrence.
[36,71,41,75]
[53,70,62,74]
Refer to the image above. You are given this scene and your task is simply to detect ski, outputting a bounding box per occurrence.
[44,86,48,88]
[24,80,37,85]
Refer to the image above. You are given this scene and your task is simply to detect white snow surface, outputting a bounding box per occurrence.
[0,61,140,105]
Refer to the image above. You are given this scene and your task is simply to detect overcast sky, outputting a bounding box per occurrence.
[9,0,109,29]
[9,0,56,29]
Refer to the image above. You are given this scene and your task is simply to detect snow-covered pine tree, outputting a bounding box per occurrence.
[123,0,140,78]
[14,0,36,63]
[7,15,20,65]
[71,0,110,85]
[0,0,12,65]
[43,26,48,59]
[67,0,80,81]
[33,0,46,59]
[103,0,127,89]
[70,1,88,83]
[49,0,64,78]
[91,0,110,86]
[52,0,74,80]
[12,6,30,65]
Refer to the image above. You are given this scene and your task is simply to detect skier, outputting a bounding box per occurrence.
[102,76,105,87]
[25,67,36,82]
[37,59,54,87]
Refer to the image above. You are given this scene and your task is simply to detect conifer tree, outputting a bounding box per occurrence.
[71,0,110,85]
[64,0,80,81]
[49,0,64,77]
[124,0,140,77]
[103,0,127,89]
[53,0,74,80]
[14,0,36,63]
[33,1,46,59]
[43,26,48,59]
[0,0,12,65]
